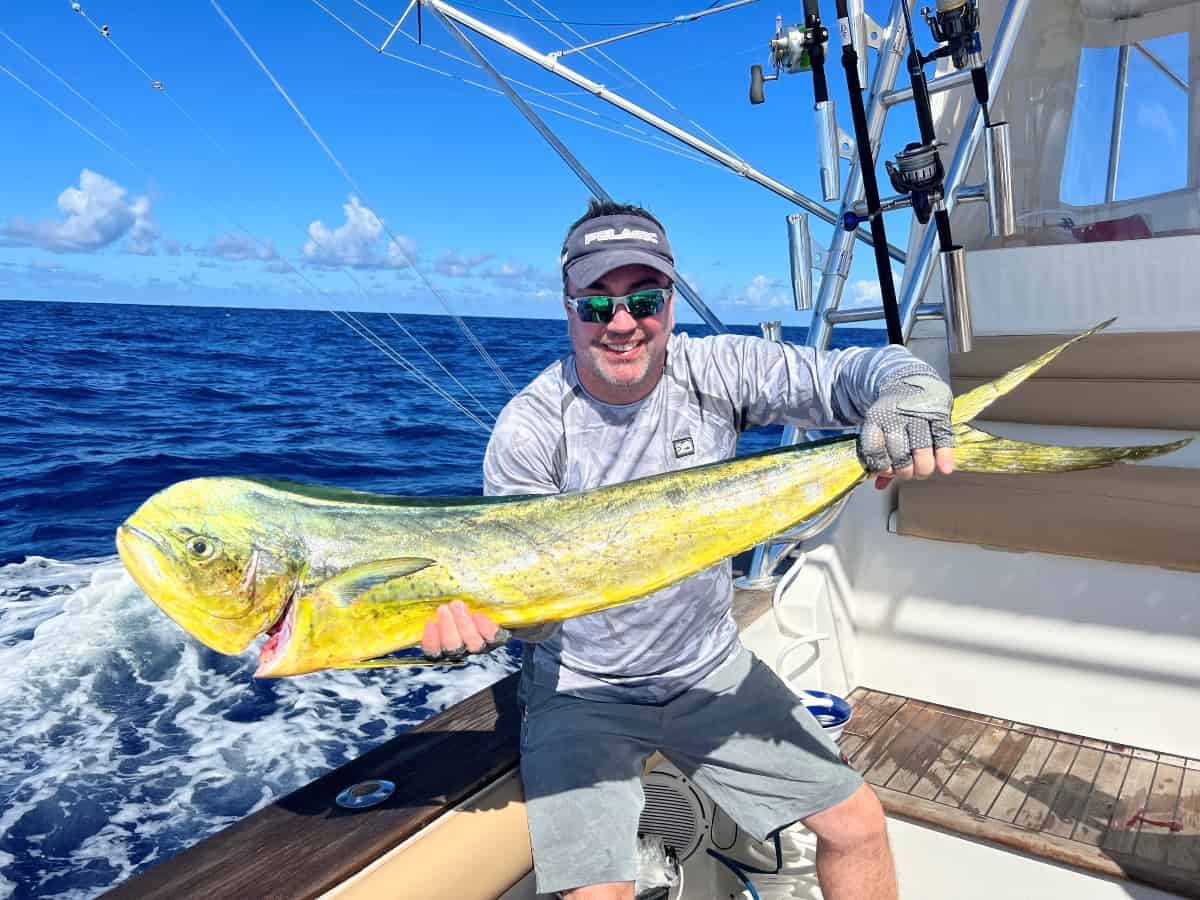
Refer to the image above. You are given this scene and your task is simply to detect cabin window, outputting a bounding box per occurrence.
[1060,32,1190,207]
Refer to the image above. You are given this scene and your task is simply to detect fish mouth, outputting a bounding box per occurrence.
[255,584,297,677]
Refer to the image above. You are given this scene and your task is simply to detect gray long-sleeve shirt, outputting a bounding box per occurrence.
[484,331,926,704]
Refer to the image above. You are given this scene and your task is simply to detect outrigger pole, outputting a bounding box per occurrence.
[424,2,727,334]
[418,0,906,265]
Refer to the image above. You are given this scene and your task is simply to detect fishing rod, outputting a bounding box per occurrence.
[749,1,839,203]
[923,0,990,127]
[883,1,955,252]
[833,0,904,345]
[880,0,994,352]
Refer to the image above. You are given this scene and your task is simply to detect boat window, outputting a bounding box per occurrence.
[1057,32,1191,237]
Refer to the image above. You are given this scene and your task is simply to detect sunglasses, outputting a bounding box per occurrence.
[569,287,671,324]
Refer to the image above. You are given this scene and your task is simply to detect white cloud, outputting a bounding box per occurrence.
[849,278,882,304]
[195,232,280,263]
[1,169,161,255]
[481,261,560,294]
[302,195,418,270]
[435,250,493,277]
[723,274,789,309]
[846,269,902,306]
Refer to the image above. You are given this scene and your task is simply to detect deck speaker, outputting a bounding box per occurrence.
[637,764,711,861]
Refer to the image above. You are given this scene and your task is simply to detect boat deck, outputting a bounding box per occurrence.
[840,688,1200,899]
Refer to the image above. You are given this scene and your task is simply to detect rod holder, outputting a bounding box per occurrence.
[815,100,841,201]
[849,0,869,88]
[939,245,972,353]
[984,121,1015,238]
[760,319,783,341]
[787,213,815,310]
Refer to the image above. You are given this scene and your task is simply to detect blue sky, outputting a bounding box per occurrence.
[0,2,1187,325]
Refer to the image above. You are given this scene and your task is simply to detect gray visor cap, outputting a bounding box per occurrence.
[561,214,676,290]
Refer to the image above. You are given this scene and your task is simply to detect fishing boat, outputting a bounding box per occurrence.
[101,0,1199,897]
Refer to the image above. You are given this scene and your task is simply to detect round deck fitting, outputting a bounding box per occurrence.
[335,779,396,810]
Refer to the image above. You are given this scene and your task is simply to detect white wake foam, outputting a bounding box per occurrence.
[0,556,517,898]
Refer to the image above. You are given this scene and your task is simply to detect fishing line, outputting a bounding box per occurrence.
[74,0,510,415]
[211,0,519,398]
[332,267,496,423]
[0,27,127,136]
[309,0,722,170]
[71,3,232,159]
[331,311,496,432]
[3,35,496,430]
[68,5,501,426]
[0,62,140,173]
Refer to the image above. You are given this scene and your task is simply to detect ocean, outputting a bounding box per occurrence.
[0,298,882,898]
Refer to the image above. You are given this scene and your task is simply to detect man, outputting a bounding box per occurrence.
[422,200,955,899]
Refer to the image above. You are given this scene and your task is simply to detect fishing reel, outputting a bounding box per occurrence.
[885,141,945,225]
[750,15,824,104]
[922,0,983,71]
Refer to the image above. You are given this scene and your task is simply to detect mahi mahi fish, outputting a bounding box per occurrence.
[116,321,1189,677]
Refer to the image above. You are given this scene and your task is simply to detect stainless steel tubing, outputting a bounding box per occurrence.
[985,121,1015,237]
[787,213,815,311]
[815,100,841,201]
[806,0,909,354]
[939,246,972,352]
[896,0,1033,346]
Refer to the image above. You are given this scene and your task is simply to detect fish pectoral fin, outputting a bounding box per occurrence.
[322,557,437,606]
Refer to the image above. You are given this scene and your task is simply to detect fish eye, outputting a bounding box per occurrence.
[184,535,220,560]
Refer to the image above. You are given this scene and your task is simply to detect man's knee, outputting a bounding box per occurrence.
[802,783,889,853]
[560,882,635,900]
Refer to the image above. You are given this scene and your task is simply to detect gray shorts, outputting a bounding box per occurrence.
[519,643,863,895]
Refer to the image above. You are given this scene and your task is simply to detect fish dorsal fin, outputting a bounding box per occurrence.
[323,557,436,606]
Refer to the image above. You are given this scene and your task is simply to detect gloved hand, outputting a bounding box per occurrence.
[420,601,511,662]
[858,369,956,489]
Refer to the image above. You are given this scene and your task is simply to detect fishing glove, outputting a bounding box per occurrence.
[858,367,955,473]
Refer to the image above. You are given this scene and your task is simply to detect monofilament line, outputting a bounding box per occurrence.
[210,0,518,397]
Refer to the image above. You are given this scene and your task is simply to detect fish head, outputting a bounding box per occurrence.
[117,477,304,655]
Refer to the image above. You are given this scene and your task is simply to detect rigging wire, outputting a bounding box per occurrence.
[307,0,723,171]
[5,28,495,431]
[0,27,127,136]
[0,62,139,172]
[68,0,515,409]
[507,0,750,162]
[401,3,687,28]
[71,4,232,159]
[210,0,519,398]
[334,265,497,421]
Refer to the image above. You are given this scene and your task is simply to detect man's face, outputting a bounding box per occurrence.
[565,263,675,405]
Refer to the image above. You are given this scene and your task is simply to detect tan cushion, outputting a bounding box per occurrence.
[949,331,1200,430]
[897,465,1200,572]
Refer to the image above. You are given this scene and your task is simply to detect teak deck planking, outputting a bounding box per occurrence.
[841,688,1200,898]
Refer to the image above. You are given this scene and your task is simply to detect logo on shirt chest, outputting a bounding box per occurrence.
[672,436,695,458]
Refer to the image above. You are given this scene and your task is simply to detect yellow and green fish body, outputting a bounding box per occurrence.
[115,322,1190,677]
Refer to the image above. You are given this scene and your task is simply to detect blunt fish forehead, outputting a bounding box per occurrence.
[116,478,294,653]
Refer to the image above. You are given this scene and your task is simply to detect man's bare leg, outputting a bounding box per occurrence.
[561,882,633,899]
[804,783,897,900]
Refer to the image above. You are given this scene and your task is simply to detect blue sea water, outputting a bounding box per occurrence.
[0,298,881,898]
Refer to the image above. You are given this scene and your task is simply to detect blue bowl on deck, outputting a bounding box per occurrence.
[799,689,853,741]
